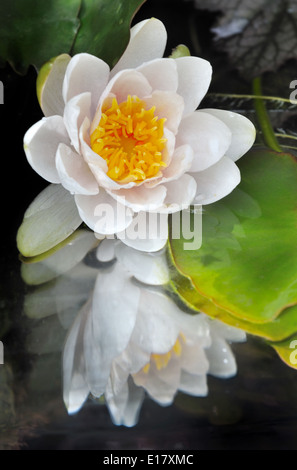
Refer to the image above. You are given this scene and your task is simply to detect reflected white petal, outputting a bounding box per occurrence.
[178,370,208,396]
[84,263,140,395]
[205,334,237,378]
[63,302,90,414]
[130,290,180,354]
[115,243,170,285]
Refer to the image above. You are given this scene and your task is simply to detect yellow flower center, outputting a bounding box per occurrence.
[90,95,167,183]
[142,335,185,374]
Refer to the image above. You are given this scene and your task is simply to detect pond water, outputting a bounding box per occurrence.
[0,0,297,451]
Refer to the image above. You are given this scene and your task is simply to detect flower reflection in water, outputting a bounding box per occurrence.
[22,230,245,427]
[59,236,244,426]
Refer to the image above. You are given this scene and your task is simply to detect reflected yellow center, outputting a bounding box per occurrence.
[142,335,185,374]
[90,95,167,183]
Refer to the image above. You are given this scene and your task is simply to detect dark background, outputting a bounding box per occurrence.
[1,0,297,450]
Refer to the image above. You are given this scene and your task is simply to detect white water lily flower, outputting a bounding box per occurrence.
[24,18,256,252]
[63,239,246,426]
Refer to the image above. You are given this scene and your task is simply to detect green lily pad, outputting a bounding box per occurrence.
[72,0,146,68]
[169,150,297,324]
[0,0,80,73]
[169,267,297,343]
[0,0,145,73]
[269,334,297,370]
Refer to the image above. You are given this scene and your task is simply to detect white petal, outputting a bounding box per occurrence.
[144,90,184,134]
[176,111,232,172]
[106,69,152,104]
[111,18,167,76]
[180,342,209,376]
[62,53,110,113]
[84,264,140,395]
[56,143,99,195]
[55,263,98,328]
[105,376,145,427]
[173,313,211,345]
[200,109,256,161]
[107,184,167,212]
[205,334,237,378]
[21,229,98,285]
[117,211,168,253]
[120,380,145,427]
[178,370,208,396]
[130,290,180,354]
[175,56,212,115]
[137,58,178,92]
[39,54,71,117]
[192,156,241,205]
[134,358,180,405]
[105,375,129,425]
[115,243,170,285]
[208,319,246,343]
[115,340,150,375]
[24,116,70,183]
[96,238,117,262]
[24,262,98,321]
[161,145,194,182]
[63,303,90,414]
[120,235,168,253]
[162,173,197,210]
[75,191,134,235]
[63,92,92,153]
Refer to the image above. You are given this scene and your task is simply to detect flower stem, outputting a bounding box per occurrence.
[252,77,283,152]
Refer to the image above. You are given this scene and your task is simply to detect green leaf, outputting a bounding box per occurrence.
[0,0,81,73]
[169,149,297,324]
[194,0,297,79]
[169,267,297,343]
[270,335,297,370]
[0,0,145,74]
[72,0,146,68]
[17,184,82,257]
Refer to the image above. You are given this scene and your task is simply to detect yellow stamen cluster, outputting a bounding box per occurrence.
[90,95,167,183]
[142,335,184,374]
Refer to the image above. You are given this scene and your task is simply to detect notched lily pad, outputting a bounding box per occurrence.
[169,149,297,323]
[0,0,145,73]
[72,0,146,68]
[0,0,81,73]
[270,335,297,370]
